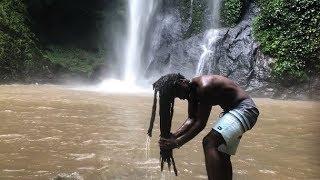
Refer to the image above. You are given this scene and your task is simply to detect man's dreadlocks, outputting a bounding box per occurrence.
[147,73,186,176]
[147,73,186,137]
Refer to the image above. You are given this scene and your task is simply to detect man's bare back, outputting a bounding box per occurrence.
[191,75,249,110]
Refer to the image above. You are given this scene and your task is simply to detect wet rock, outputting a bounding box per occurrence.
[148,2,266,87]
[146,1,320,100]
[145,31,204,80]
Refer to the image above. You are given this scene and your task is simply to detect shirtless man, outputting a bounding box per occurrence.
[155,73,259,180]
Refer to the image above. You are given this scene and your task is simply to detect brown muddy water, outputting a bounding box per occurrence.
[0,85,319,180]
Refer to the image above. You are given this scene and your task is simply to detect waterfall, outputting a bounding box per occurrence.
[196,0,222,76]
[196,29,219,75]
[89,0,157,93]
[210,0,222,29]
[124,0,157,83]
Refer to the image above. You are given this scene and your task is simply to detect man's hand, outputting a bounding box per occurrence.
[158,134,180,150]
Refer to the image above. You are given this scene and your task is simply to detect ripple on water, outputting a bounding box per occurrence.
[99,139,129,146]
[69,153,96,161]
[80,140,94,145]
[36,170,49,174]
[3,169,25,172]
[235,169,248,175]
[194,175,208,179]
[52,172,83,180]
[77,167,95,171]
[0,134,25,139]
[38,136,61,141]
[259,169,277,175]
[135,158,160,169]
[3,109,13,113]
[36,106,55,110]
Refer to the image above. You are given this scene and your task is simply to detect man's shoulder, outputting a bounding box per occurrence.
[191,75,219,88]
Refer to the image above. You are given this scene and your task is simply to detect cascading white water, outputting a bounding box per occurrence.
[124,0,157,83]
[210,0,222,29]
[196,29,219,75]
[196,0,222,76]
[85,0,157,93]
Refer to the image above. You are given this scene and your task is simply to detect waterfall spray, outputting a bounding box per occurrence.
[124,0,157,83]
[210,0,222,29]
[196,0,222,76]
[89,0,157,93]
[196,29,219,75]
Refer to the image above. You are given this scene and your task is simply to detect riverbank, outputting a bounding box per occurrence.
[248,76,320,101]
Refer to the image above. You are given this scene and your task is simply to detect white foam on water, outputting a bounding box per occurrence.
[194,175,208,179]
[136,158,159,165]
[3,110,13,113]
[73,79,152,95]
[3,169,25,172]
[0,134,24,139]
[161,170,174,180]
[52,172,83,180]
[235,169,248,175]
[36,170,49,174]
[38,136,61,141]
[69,153,96,161]
[36,106,55,110]
[77,167,95,171]
[81,140,93,146]
[259,169,277,174]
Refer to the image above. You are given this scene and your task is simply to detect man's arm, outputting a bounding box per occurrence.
[176,102,211,147]
[173,100,197,138]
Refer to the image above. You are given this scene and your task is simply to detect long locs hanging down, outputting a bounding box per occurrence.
[147,90,157,137]
[147,88,178,176]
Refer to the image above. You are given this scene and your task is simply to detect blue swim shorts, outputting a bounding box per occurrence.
[213,98,259,155]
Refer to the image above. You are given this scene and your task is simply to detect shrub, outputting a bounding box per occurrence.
[45,46,105,77]
[220,0,244,26]
[179,0,207,38]
[0,0,47,82]
[253,0,320,83]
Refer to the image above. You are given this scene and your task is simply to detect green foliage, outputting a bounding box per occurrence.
[179,0,192,23]
[45,46,105,77]
[179,0,207,38]
[0,0,114,82]
[0,0,47,82]
[220,0,244,26]
[253,0,320,83]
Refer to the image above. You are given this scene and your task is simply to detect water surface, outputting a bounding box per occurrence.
[0,85,319,179]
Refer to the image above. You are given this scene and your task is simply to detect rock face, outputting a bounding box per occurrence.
[145,1,320,100]
[145,31,203,79]
[146,2,270,88]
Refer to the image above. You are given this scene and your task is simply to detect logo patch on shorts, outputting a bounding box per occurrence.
[217,126,222,130]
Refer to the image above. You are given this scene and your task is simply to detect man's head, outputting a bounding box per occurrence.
[147,73,190,137]
[153,73,190,100]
